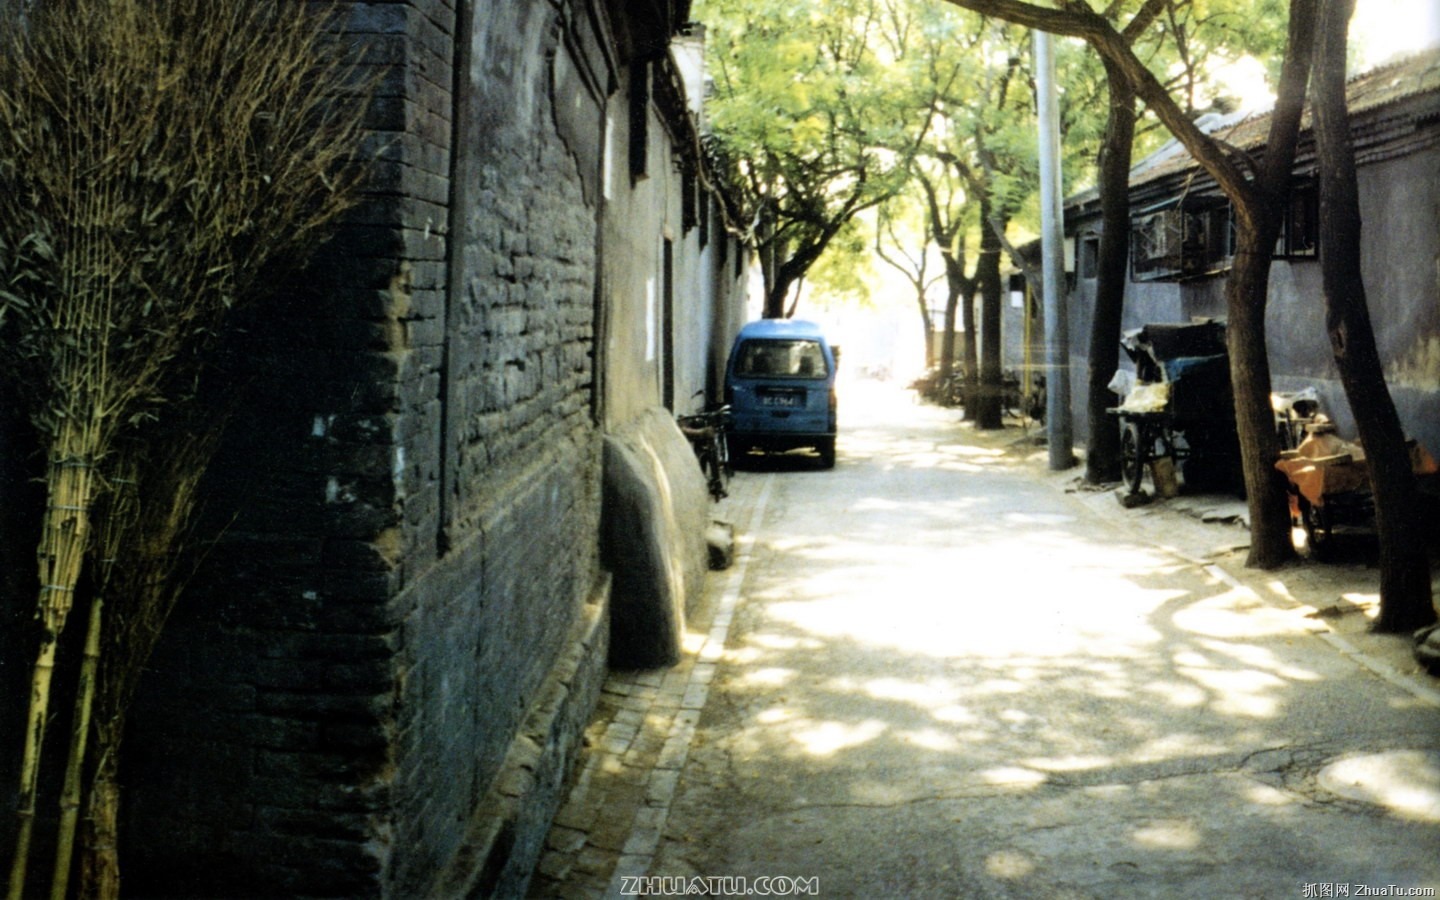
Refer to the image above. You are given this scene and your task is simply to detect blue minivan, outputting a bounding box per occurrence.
[724,319,837,468]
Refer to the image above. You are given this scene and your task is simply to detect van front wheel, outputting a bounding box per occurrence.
[817,437,836,469]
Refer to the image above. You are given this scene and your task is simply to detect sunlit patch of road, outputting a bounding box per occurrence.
[648,378,1440,898]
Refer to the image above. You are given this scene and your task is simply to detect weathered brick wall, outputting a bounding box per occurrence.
[118,0,454,892]
[2,0,739,895]
[115,0,609,896]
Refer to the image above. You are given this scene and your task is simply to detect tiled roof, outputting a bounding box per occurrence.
[1069,44,1440,207]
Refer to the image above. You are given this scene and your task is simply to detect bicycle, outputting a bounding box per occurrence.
[677,403,732,502]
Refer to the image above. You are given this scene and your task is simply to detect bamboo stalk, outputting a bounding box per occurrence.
[0,2,374,894]
[7,631,58,900]
[50,594,103,900]
[51,459,135,900]
[7,431,100,900]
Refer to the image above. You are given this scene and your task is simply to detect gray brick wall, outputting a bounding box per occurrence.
[0,0,738,895]
[116,1,608,896]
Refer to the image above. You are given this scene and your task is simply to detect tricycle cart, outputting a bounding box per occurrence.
[1108,319,1242,496]
[1275,421,1438,559]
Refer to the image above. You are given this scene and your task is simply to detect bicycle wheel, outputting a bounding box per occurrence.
[1298,496,1332,560]
[715,429,732,479]
[1120,422,1145,493]
[703,440,727,500]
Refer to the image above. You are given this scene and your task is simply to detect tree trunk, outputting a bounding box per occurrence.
[1084,62,1135,484]
[919,303,935,370]
[1311,0,1434,631]
[1227,227,1294,568]
[960,278,978,409]
[1228,1,1318,570]
[937,250,965,389]
[972,201,1005,428]
[763,281,788,319]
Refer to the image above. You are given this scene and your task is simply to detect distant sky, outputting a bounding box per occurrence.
[1352,0,1440,68]
[1207,1,1440,112]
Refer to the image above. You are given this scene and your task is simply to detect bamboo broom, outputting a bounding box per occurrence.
[49,459,139,900]
[6,30,127,887]
[8,358,115,900]
[0,1,371,894]
[80,426,219,900]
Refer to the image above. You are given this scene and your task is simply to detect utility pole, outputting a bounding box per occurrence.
[1035,30,1074,470]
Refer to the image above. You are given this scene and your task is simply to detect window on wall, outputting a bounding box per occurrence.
[682,165,697,233]
[1130,201,1232,282]
[699,189,710,248]
[1275,182,1319,258]
[1079,235,1100,280]
[1127,180,1317,282]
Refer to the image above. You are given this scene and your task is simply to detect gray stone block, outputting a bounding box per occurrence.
[602,408,710,669]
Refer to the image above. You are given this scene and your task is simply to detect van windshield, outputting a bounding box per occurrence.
[734,339,828,379]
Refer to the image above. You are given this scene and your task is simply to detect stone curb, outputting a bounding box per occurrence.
[1037,454,1440,711]
[528,476,773,899]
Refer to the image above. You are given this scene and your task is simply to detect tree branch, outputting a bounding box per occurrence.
[937,0,1260,207]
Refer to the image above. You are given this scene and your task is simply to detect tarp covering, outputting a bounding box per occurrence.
[1117,382,1170,413]
[1275,430,1439,506]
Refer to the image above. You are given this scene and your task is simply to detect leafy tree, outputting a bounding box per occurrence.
[875,0,980,396]
[938,0,1318,569]
[933,21,1042,429]
[699,0,921,318]
[874,2,1044,424]
[894,3,1133,431]
[917,163,978,393]
[874,198,944,368]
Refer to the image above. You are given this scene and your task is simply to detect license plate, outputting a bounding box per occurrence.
[760,392,802,408]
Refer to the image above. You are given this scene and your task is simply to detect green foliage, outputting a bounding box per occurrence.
[698,0,918,314]
[804,217,878,306]
[697,0,1290,314]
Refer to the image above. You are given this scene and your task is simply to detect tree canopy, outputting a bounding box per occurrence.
[698,0,923,317]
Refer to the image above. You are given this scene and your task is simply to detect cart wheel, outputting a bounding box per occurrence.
[1298,496,1332,560]
[1120,422,1145,494]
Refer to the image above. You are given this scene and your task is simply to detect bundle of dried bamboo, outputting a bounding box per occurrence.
[0,1,370,896]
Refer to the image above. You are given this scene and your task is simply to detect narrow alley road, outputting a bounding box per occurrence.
[534,380,1440,900]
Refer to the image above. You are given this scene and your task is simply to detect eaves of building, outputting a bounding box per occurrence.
[1065,45,1440,222]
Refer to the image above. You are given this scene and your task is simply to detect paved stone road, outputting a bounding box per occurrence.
[530,381,1440,899]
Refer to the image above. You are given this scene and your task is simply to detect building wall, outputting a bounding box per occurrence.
[0,1,745,898]
[603,83,674,428]
[1065,130,1440,456]
[115,0,568,893]
[602,44,747,425]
